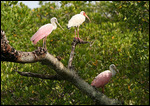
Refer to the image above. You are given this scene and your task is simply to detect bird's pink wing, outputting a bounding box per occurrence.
[91,70,112,88]
[31,24,53,45]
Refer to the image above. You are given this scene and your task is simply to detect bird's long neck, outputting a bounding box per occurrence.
[110,68,116,77]
[52,22,57,30]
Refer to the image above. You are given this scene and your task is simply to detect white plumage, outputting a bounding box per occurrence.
[68,14,85,28]
[67,11,91,42]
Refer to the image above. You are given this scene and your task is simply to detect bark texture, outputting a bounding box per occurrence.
[1,30,122,105]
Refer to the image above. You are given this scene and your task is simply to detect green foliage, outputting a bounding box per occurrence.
[113,1,149,32]
[1,1,149,105]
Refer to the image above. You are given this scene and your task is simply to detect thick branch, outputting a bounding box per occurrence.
[1,30,47,63]
[1,30,122,105]
[42,52,122,105]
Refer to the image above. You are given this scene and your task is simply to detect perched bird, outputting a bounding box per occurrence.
[91,64,119,93]
[67,11,91,42]
[31,17,64,49]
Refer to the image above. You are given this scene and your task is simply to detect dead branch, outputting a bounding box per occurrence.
[1,30,122,105]
[68,38,90,69]
[14,69,63,80]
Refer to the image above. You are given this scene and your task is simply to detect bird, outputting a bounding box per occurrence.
[31,17,64,49]
[67,11,91,42]
[91,64,119,93]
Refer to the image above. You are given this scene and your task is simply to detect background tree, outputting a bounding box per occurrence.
[1,1,149,105]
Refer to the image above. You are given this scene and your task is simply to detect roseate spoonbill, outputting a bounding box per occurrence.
[91,64,119,93]
[31,17,64,49]
[67,11,91,42]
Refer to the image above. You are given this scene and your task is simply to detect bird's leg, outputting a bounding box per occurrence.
[77,26,79,39]
[102,87,104,93]
[77,26,83,42]
[43,37,47,49]
[74,28,77,40]
[43,38,45,48]
[44,36,47,49]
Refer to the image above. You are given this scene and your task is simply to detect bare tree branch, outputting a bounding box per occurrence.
[14,69,63,80]
[68,38,90,69]
[1,30,122,105]
[1,30,47,63]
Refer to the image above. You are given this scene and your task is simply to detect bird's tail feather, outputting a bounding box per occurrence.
[67,24,71,30]
[67,26,71,30]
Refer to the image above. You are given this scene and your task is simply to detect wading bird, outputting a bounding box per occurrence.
[31,17,64,49]
[91,64,119,93]
[67,11,91,42]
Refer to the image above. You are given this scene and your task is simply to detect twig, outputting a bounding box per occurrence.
[14,70,63,80]
[68,38,90,69]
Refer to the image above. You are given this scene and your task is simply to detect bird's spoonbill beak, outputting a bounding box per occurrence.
[56,21,64,30]
[85,14,91,22]
[115,66,119,73]
[115,65,119,73]
[116,69,119,73]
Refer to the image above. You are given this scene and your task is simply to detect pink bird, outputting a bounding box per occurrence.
[91,64,119,93]
[67,11,91,42]
[31,17,64,49]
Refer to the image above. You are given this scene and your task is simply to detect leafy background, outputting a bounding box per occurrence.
[1,1,149,105]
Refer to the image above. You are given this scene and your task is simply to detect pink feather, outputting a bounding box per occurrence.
[91,70,112,88]
[31,24,53,45]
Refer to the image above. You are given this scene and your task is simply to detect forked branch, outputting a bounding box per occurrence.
[68,38,90,69]
[1,30,122,105]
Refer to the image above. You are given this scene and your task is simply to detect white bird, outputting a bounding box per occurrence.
[67,11,91,42]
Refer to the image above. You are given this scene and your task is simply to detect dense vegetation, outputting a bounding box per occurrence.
[1,1,149,105]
